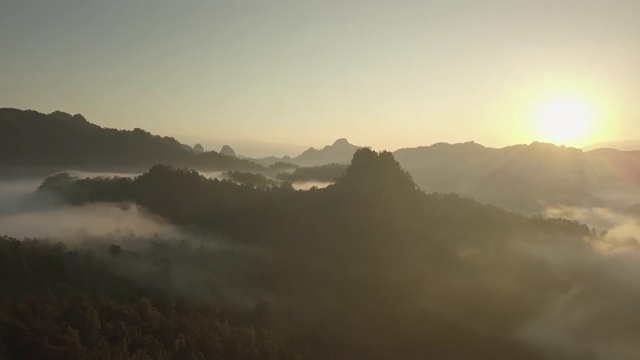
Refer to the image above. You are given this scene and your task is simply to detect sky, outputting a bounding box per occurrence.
[1,0,640,155]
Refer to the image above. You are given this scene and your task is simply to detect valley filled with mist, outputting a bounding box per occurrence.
[2,108,640,359]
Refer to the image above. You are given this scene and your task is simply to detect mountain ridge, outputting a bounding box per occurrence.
[290,138,361,166]
[4,106,640,214]
[0,108,262,171]
[584,139,640,151]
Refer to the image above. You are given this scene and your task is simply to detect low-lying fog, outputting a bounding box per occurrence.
[1,169,637,243]
[0,169,333,240]
[21,169,334,190]
[0,202,177,240]
[291,181,333,190]
[0,170,175,240]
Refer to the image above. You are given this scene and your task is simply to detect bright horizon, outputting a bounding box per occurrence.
[2,1,639,153]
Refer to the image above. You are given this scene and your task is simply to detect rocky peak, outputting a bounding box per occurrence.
[332,138,351,147]
[220,145,237,157]
[193,144,205,154]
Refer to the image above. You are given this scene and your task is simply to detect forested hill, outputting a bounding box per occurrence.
[33,148,611,359]
[0,236,294,359]
[0,108,261,170]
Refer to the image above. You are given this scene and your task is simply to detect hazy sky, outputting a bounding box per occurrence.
[1,0,639,153]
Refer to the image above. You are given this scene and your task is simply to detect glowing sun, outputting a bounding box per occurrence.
[535,94,595,145]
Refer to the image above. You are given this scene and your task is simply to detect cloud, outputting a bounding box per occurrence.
[497,204,640,358]
[543,205,626,231]
[543,204,640,255]
[0,178,43,212]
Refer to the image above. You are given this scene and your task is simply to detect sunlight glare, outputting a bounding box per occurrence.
[535,94,595,145]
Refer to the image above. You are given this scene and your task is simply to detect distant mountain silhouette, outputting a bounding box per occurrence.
[193,143,205,154]
[248,155,293,167]
[289,138,360,166]
[247,138,359,167]
[233,138,640,214]
[393,141,640,213]
[584,139,640,151]
[219,145,237,157]
[0,108,261,171]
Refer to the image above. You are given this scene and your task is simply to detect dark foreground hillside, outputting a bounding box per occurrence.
[0,237,293,360]
[26,149,637,359]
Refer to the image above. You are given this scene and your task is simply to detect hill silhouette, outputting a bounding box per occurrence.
[286,138,360,166]
[220,145,237,157]
[249,139,640,214]
[0,108,261,171]
[247,138,359,167]
[8,105,639,215]
[393,141,640,213]
[584,138,640,151]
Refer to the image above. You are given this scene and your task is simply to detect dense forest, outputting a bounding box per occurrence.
[224,163,346,187]
[0,236,295,360]
[0,108,261,171]
[20,148,631,359]
[275,164,346,183]
[225,171,278,188]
